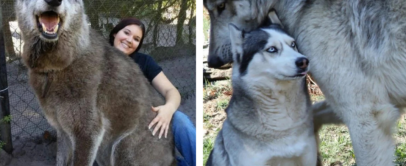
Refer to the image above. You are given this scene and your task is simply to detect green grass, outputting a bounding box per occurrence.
[0,115,11,123]
[395,115,406,166]
[203,11,210,41]
[203,80,231,165]
[318,125,356,165]
[395,143,406,164]
[311,94,325,102]
[0,115,11,149]
[203,135,215,165]
[216,99,229,110]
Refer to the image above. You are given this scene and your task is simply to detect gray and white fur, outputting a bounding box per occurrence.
[206,22,317,166]
[204,0,406,165]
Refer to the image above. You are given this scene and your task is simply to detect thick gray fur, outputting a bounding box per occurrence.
[204,0,406,165]
[15,0,176,165]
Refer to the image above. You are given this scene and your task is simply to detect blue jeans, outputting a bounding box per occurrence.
[172,111,196,166]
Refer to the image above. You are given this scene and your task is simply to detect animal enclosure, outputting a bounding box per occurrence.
[0,0,196,164]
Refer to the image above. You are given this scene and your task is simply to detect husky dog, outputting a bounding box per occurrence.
[204,0,406,165]
[15,0,175,165]
[206,20,317,166]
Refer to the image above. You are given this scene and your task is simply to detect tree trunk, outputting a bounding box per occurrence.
[1,0,17,61]
[188,1,195,44]
[152,1,163,47]
[176,0,188,45]
[84,0,102,34]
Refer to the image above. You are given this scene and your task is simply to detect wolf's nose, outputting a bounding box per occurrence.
[45,0,62,7]
[295,57,309,69]
[208,56,225,68]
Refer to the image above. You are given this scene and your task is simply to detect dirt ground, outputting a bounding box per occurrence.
[203,83,230,137]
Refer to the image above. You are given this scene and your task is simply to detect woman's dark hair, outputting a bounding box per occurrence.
[109,18,146,53]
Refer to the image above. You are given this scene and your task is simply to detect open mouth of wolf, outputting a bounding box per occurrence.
[36,11,62,39]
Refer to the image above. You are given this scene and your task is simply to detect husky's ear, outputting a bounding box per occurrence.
[268,10,284,28]
[228,24,244,64]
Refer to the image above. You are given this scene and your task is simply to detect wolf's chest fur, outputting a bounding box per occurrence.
[26,32,160,132]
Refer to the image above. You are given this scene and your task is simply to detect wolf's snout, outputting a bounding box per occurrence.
[45,0,62,7]
[208,56,225,68]
[295,57,309,69]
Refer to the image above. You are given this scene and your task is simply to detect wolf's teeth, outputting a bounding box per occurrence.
[54,25,59,33]
[42,23,47,32]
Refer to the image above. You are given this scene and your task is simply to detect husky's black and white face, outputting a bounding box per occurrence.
[229,24,309,81]
[15,0,86,42]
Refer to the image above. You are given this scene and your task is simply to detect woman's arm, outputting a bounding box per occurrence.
[148,71,181,138]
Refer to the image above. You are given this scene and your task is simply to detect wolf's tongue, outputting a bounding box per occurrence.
[39,15,59,32]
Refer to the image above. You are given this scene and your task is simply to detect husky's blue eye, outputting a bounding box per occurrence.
[291,42,296,48]
[267,46,278,53]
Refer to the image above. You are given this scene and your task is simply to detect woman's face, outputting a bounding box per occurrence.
[113,24,143,55]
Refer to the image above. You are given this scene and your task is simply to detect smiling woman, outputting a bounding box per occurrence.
[108,18,146,54]
[112,25,142,55]
[114,25,143,55]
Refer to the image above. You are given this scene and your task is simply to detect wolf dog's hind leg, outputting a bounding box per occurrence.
[340,102,398,166]
[71,126,105,166]
[94,140,114,166]
[58,108,106,166]
[71,122,105,166]
[56,128,73,166]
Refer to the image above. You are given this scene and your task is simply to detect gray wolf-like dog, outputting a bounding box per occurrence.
[15,0,175,165]
[204,0,406,165]
[206,20,317,165]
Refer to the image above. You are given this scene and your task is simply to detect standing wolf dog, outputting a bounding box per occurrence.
[15,0,175,165]
[206,16,317,165]
[204,0,406,165]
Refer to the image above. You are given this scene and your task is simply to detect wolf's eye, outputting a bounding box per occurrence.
[217,2,226,14]
[291,41,296,48]
[267,46,278,53]
[218,3,225,10]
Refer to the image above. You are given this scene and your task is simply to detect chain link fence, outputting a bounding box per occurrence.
[0,0,195,164]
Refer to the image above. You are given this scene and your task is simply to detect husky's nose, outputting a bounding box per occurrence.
[45,0,62,7]
[295,57,309,69]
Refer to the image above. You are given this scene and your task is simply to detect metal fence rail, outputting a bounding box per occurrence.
[0,0,196,162]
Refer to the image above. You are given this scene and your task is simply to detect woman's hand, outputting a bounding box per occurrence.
[149,72,180,139]
[148,105,176,139]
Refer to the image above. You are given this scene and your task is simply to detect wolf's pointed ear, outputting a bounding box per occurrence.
[229,24,244,64]
[268,10,284,28]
